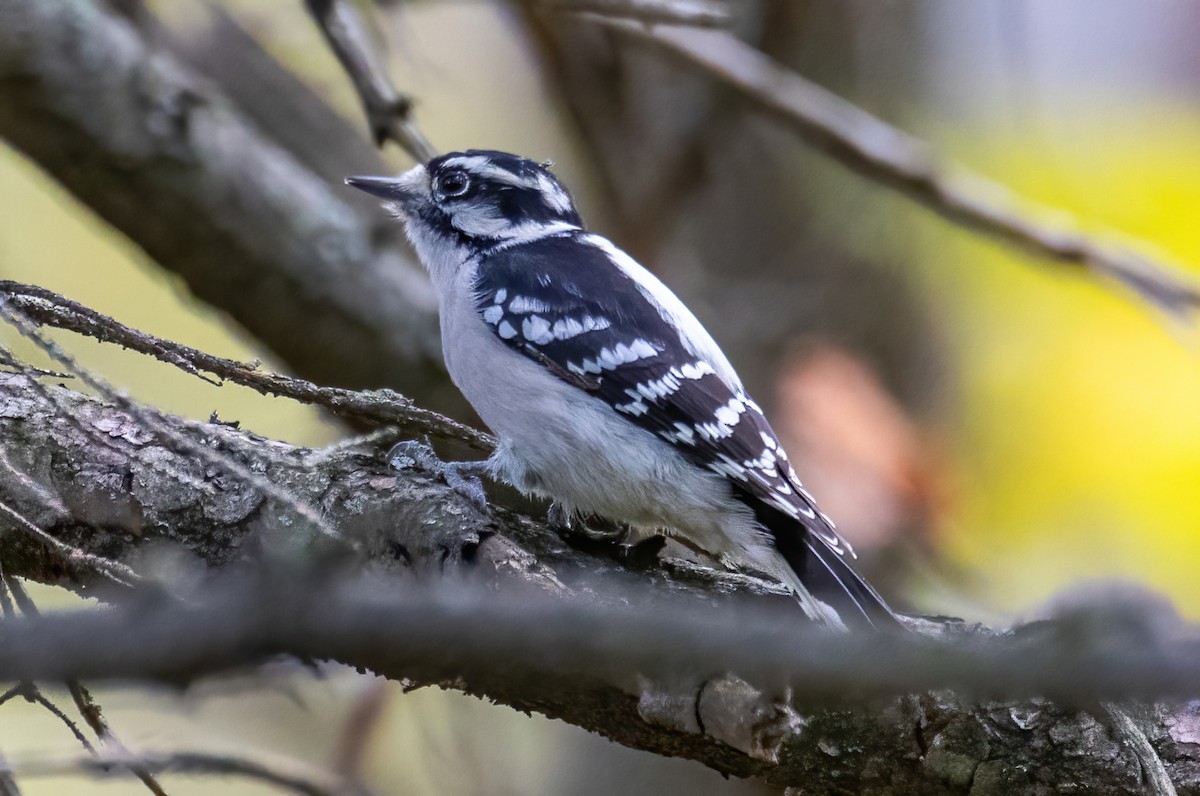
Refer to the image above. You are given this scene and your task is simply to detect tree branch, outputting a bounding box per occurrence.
[0,0,467,416]
[2,371,1200,792]
[304,0,436,161]
[587,18,1200,321]
[541,0,731,27]
[1,577,168,796]
[0,282,492,456]
[3,749,372,796]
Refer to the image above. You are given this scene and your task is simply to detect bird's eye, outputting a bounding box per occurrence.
[438,171,470,198]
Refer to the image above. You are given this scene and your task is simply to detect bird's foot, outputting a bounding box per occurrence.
[388,440,490,513]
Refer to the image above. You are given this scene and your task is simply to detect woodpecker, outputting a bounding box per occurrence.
[347,150,896,630]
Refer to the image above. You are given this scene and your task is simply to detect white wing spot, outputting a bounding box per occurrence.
[494,288,508,304]
[551,317,584,339]
[670,422,696,445]
[713,396,748,429]
[616,399,649,416]
[522,315,554,345]
[580,234,741,391]
[498,320,518,340]
[696,421,734,442]
[679,361,715,380]
[597,339,658,370]
[629,339,658,359]
[568,358,602,376]
[508,295,552,314]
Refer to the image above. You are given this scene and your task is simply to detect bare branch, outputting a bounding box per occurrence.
[0,0,465,415]
[0,569,1199,791]
[66,681,169,796]
[0,680,95,756]
[304,0,437,161]
[5,574,167,794]
[0,283,492,455]
[0,300,343,545]
[0,490,141,589]
[4,749,372,796]
[0,751,19,796]
[1104,703,1179,796]
[1,370,1199,791]
[587,19,1200,321]
[541,0,730,27]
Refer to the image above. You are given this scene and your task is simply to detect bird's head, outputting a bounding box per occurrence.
[347,150,583,272]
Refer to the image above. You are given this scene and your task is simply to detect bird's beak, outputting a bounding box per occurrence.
[345,175,408,200]
[345,166,429,213]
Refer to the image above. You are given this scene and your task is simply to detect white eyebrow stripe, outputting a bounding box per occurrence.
[440,155,494,172]
[443,160,572,211]
[473,164,530,186]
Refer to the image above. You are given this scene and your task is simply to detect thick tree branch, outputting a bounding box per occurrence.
[2,372,1200,792]
[0,0,468,416]
[0,282,492,455]
[588,18,1200,321]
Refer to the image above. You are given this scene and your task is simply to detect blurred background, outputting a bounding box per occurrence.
[2,0,1199,793]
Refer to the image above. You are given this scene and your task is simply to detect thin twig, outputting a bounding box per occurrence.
[587,19,1200,321]
[0,341,224,505]
[23,690,97,756]
[0,496,141,589]
[0,573,12,619]
[0,681,94,753]
[0,579,97,755]
[68,682,169,796]
[542,0,730,27]
[0,750,19,796]
[1104,702,1178,796]
[331,679,389,781]
[4,578,168,794]
[0,300,345,545]
[2,750,371,796]
[304,0,437,161]
[0,447,70,522]
[0,284,492,453]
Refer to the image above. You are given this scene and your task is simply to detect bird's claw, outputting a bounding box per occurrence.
[388,440,490,513]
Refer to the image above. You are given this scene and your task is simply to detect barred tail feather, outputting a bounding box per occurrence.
[739,487,898,630]
[800,535,898,630]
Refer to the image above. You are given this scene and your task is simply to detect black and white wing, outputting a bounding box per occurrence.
[474,233,895,627]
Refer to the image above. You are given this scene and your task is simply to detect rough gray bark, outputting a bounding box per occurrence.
[0,0,468,417]
[2,372,1199,795]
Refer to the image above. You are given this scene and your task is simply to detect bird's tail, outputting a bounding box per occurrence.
[741,489,899,631]
[798,534,898,631]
